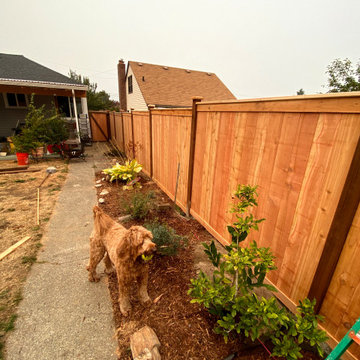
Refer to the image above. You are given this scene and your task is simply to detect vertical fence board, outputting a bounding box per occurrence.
[132,111,151,175]
[113,112,124,151]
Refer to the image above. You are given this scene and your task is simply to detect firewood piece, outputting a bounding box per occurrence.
[0,236,31,261]
[130,326,161,360]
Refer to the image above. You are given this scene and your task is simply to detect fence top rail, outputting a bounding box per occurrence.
[197,92,360,114]
[151,109,192,116]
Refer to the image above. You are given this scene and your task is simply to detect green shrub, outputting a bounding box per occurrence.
[188,185,328,359]
[124,191,155,220]
[145,221,188,256]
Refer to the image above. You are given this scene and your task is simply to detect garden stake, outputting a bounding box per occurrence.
[173,162,180,208]
[37,167,57,225]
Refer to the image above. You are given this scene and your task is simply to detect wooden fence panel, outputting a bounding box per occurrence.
[113,112,125,151]
[319,203,360,359]
[89,111,109,141]
[105,95,360,359]
[132,111,151,176]
[152,109,192,211]
[190,107,360,306]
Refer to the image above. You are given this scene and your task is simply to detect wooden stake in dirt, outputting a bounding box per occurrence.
[0,236,31,261]
[174,162,180,208]
[36,167,57,225]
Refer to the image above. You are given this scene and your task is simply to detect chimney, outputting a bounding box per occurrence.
[118,59,127,111]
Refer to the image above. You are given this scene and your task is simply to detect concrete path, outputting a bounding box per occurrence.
[5,144,117,360]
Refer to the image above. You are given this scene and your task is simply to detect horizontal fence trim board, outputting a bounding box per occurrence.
[189,208,230,246]
[152,177,187,213]
[197,98,360,114]
[264,278,298,314]
[200,91,360,104]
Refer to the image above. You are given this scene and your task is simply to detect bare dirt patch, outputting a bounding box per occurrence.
[95,173,322,360]
[0,158,68,357]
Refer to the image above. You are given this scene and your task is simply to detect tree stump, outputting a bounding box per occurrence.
[130,326,161,360]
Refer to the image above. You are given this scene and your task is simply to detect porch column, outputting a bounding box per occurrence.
[81,97,88,117]
[72,89,80,142]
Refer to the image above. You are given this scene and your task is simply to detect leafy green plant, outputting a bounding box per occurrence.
[12,96,69,154]
[124,191,155,220]
[12,127,40,153]
[145,221,188,256]
[188,185,327,359]
[103,159,142,189]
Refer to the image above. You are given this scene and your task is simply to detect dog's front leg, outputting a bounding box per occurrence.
[137,267,151,304]
[117,274,131,316]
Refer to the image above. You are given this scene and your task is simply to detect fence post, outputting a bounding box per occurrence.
[148,104,155,178]
[186,97,203,217]
[130,108,135,159]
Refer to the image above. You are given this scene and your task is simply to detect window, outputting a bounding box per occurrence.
[3,93,28,108]
[128,75,133,94]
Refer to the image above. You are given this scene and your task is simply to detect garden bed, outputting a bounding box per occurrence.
[95,172,322,360]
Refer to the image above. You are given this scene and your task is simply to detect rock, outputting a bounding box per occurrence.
[98,198,105,204]
[130,326,161,360]
[95,184,103,188]
[101,177,105,181]
[96,179,102,184]
[99,189,109,196]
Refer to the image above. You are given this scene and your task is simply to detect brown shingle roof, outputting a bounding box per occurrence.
[128,61,236,107]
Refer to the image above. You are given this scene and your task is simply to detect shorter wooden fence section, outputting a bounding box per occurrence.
[89,92,360,359]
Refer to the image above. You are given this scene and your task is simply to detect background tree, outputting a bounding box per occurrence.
[296,88,305,95]
[69,70,120,111]
[325,58,360,92]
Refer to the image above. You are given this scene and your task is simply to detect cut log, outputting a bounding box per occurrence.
[130,326,161,360]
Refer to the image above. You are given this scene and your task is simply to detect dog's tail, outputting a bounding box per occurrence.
[93,205,111,236]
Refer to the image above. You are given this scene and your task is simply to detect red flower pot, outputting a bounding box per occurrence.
[16,152,29,166]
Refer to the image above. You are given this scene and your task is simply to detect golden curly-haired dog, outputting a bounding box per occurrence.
[87,205,156,316]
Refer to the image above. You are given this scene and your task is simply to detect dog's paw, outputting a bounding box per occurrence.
[88,274,100,282]
[140,295,151,305]
[119,300,132,317]
[104,268,116,275]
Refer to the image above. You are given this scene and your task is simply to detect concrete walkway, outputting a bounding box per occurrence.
[5,144,117,360]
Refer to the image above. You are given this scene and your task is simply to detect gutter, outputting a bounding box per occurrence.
[0,78,88,91]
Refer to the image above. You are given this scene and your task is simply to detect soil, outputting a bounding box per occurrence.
[95,173,322,360]
[0,158,68,355]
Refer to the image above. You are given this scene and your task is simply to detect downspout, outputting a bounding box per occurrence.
[72,89,80,142]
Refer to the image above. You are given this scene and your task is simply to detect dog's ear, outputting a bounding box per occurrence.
[128,226,144,247]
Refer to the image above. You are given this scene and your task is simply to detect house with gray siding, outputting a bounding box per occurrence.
[0,53,90,139]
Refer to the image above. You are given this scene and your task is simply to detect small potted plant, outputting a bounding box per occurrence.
[12,128,40,165]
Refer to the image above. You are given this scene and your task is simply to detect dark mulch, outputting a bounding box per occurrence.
[95,172,322,360]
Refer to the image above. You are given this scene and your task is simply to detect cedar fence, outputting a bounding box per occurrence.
[90,92,360,359]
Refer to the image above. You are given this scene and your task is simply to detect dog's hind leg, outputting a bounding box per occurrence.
[87,237,105,282]
[103,253,115,274]
[137,267,151,304]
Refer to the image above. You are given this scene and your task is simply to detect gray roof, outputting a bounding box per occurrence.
[0,53,81,86]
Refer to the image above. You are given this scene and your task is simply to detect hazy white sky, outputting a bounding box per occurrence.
[1,0,359,100]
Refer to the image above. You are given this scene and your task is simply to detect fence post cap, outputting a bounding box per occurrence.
[148,104,156,109]
[192,96,203,101]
